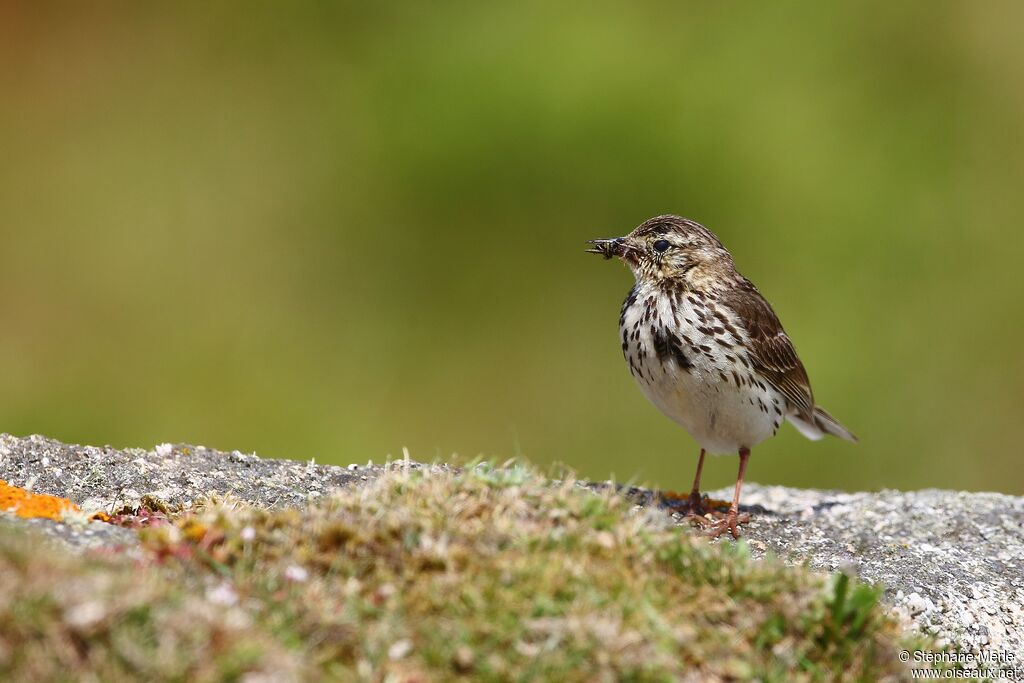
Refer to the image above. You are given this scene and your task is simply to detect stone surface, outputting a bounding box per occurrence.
[1,433,1021,663]
[0,433,394,514]
[701,484,1024,662]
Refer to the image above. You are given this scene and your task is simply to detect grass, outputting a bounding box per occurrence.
[0,461,945,682]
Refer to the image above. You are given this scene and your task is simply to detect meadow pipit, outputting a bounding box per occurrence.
[589,215,856,538]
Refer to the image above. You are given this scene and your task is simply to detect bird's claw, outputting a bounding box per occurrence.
[686,509,751,539]
[706,511,750,539]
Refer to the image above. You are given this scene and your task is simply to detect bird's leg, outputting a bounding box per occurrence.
[707,447,752,539]
[686,449,706,514]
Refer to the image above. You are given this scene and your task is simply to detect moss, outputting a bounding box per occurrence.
[2,462,951,682]
[0,525,304,681]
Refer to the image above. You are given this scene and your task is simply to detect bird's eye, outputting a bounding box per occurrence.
[653,239,671,253]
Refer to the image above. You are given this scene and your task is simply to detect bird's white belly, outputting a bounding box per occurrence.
[636,358,777,454]
[619,285,784,454]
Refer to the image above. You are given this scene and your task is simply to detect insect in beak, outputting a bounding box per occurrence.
[586,237,626,259]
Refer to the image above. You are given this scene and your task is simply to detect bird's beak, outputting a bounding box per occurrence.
[586,237,626,260]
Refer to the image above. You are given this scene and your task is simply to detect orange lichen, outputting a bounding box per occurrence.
[181,519,209,542]
[0,479,79,521]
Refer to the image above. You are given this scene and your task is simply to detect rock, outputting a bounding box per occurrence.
[703,483,1024,662]
[0,433,392,514]
[1,433,1021,661]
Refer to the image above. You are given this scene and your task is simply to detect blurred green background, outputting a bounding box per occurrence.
[1,2,1022,494]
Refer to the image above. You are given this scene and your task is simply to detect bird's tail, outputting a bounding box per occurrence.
[788,406,858,443]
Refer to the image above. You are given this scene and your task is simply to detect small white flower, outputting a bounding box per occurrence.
[155,443,174,457]
[240,526,256,542]
[284,565,309,583]
[207,582,238,606]
[388,639,413,660]
[65,601,106,629]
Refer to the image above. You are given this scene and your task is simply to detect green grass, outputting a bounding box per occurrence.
[0,462,945,681]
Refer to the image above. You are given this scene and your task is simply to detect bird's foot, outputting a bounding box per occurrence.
[701,508,750,539]
[688,507,753,540]
[675,492,707,528]
[661,492,749,537]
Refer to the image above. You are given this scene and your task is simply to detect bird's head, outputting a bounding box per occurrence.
[587,215,732,285]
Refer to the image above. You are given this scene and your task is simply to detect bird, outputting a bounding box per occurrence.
[588,215,856,538]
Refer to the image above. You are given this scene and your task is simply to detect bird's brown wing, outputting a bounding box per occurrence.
[720,279,815,420]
